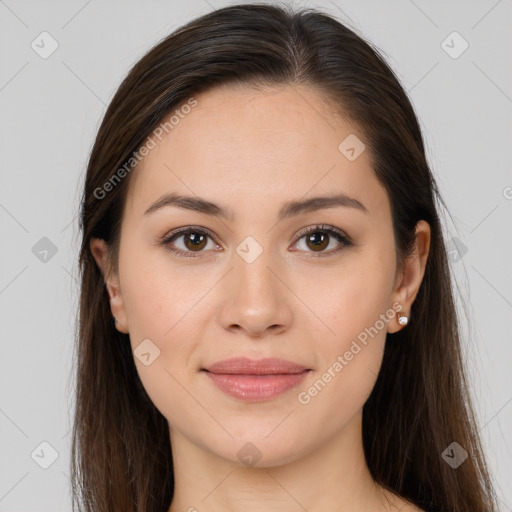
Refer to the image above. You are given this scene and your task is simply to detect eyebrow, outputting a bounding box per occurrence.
[143,192,368,220]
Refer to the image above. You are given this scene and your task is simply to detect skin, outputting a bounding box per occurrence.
[91,83,430,512]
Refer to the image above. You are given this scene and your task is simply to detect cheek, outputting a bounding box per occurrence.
[122,252,206,341]
[120,262,205,422]
[310,280,389,400]
[295,246,393,404]
[296,250,394,343]
[120,252,219,376]
[295,336,384,449]
[296,274,391,434]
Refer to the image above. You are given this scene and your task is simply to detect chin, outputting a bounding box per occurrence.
[205,428,309,469]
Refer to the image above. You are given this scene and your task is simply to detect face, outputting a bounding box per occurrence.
[92,83,426,467]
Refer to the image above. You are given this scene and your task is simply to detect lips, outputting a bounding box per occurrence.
[203,357,309,375]
[201,357,311,401]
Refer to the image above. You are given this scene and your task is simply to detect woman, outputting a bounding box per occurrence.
[71,3,498,511]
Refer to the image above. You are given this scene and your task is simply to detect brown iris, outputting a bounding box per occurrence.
[183,231,208,251]
[305,231,329,252]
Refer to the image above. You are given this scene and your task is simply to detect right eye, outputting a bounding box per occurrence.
[160,227,221,258]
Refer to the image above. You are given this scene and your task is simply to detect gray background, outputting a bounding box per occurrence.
[1,0,511,510]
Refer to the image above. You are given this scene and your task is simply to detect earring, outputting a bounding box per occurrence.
[112,315,118,327]
[397,312,408,326]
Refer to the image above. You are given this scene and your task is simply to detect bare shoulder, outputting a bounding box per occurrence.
[381,488,426,512]
[399,501,426,512]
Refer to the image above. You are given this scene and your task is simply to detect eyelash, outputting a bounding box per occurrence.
[160,224,353,259]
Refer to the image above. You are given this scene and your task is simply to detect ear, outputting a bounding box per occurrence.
[90,237,129,334]
[388,220,431,333]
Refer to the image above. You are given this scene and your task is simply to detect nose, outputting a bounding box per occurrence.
[216,248,293,338]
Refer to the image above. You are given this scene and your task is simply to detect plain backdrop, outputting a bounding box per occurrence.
[0,0,511,510]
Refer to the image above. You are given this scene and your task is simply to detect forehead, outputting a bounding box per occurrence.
[125,84,390,222]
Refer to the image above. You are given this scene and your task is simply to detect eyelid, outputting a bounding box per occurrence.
[293,224,351,245]
[162,225,218,243]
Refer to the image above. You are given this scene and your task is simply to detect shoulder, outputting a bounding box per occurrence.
[400,503,426,512]
[381,488,427,512]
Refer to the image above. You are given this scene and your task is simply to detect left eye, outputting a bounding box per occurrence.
[161,224,353,259]
[291,224,353,257]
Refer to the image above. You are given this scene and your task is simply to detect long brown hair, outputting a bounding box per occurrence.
[71,3,498,511]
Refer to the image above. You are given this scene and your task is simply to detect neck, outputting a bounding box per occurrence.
[167,411,396,512]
